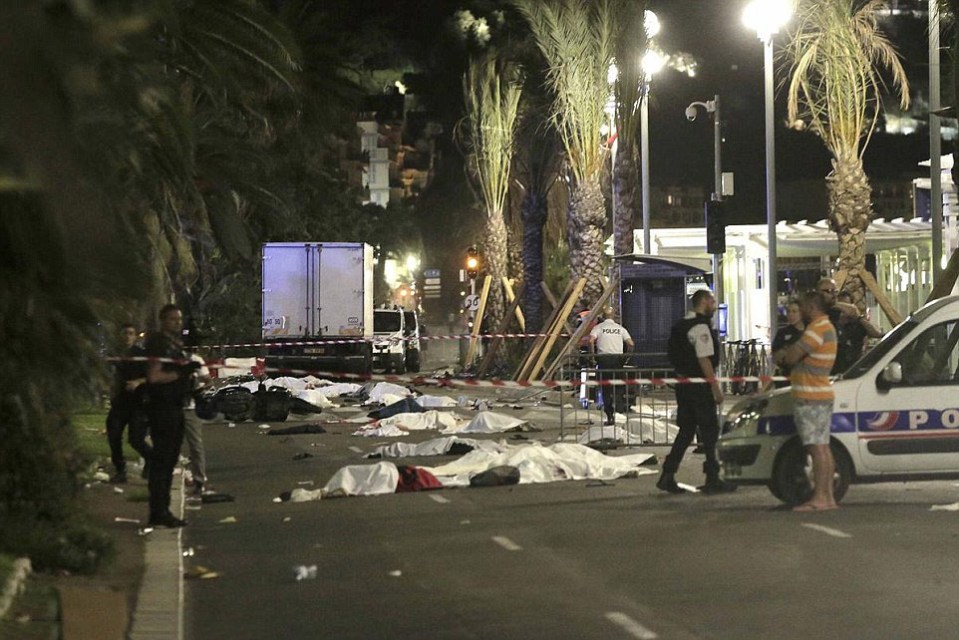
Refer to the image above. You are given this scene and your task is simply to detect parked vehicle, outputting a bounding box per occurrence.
[262,242,373,374]
[718,295,959,505]
[371,306,421,374]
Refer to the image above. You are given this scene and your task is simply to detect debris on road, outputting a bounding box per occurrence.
[931,502,959,511]
[293,565,318,581]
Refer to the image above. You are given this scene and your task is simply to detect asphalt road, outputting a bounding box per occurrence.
[182,387,959,640]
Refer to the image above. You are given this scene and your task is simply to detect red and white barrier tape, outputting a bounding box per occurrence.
[189,332,569,351]
[106,356,785,388]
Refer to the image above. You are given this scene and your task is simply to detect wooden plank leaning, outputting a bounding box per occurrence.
[502,277,526,332]
[542,279,616,380]
[476,288,524,377]
[860,270,904,326]
[464,275,493,367]
[513,279,576,380]
[542,282,576,336]
[527,277,586,381]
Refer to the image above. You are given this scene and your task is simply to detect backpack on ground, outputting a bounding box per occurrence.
[253,387,292,422]
[215,387,256,422]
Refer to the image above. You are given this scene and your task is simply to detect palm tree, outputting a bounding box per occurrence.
[785,0,909,306]
[611,0,649,310]
[459,55,523,326]
[513,0,616,309]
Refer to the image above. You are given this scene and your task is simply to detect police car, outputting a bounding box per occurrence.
[718,295,959,505]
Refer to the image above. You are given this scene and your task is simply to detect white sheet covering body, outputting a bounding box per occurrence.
[367,437,511,458]
[377,411,459,432]
[444,411,528,434]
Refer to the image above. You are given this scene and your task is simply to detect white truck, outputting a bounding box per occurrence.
[262,242,374,374]
[718,295,959,505]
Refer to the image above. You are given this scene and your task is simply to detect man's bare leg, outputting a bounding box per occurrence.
[794,444,838,511]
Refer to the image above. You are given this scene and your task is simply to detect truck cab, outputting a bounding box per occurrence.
[373,307,407,374]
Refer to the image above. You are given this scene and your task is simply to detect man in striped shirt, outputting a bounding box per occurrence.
[773,290,839,511]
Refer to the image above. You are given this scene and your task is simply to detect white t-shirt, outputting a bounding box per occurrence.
[687,322,716,359]
[590,319,632,354]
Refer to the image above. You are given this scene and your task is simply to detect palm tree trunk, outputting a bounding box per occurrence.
[827,151,872,309]
[522,189,549,333]
[611,140,638,316]
[484,209,509,327]
[569,176,607,309]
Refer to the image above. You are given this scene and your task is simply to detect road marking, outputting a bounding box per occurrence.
[492,536,522,551]
[605,612,658,639]
[801,523,852,538]
[348,446,363,454]
[428,494,450,504]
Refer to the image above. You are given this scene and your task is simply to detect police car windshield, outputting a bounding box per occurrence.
[838,319,917,380]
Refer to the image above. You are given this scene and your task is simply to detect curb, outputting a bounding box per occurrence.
[0,557,32,620]
[129,472,185,640]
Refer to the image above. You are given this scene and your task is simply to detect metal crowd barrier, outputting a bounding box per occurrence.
[556,355,679,448]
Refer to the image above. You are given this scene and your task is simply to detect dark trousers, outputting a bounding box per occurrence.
[106,396,152,473]
[664,385,720,477]
[147,404,185,520]
[596,354,626,422]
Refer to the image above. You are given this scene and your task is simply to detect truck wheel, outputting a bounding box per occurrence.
[770,439,851,505]
[406,350,421,373]
[392,355,406,376]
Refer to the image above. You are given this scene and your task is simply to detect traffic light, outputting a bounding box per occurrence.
[705,199,726,254]
[465,246,480,279]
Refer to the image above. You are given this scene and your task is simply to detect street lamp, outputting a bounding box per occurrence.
[640,47,665,255]
[743,0,792,339]
[686,96,724,305]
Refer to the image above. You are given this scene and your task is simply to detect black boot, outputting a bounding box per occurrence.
[699,464,736,494]
[656,471,687,494]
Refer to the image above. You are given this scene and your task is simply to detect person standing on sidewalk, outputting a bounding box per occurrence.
[770,299,805,389]
[659,290,734,495]
[182,353,212,496]
[588,308,634,426]
[106,323,152,483]
[143,304,198,528]
[773,290,839,511]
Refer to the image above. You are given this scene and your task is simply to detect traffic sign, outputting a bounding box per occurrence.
[423,268,441,278]
[463,294,480,312]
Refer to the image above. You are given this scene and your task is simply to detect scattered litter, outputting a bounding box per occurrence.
[296,480,315,486]
[113,487,124,494]
[183,547,195,557]
[460,520,471,525]
[292,452,314,461]
[273,497,283,503]
[290,488,323,502]
[227,423,237,428]
[931,502,959,511]
[185,505,202,511]
[218,516,238,523]
[185,566,220,580]
[258,424,271,430]
[94,471,110,482]
[293,565,318,581]
[114,517,140,524]
[388,570,402,577]
[282,517,291,523]
[137,527,154,536]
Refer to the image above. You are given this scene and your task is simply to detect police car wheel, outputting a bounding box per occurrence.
[771,440,851,506]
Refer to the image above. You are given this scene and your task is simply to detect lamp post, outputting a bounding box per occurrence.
[743,0,792,340]
[686,95,723,305]
[640,48,665,255]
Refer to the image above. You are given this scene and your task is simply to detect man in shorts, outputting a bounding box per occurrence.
[773,290,838,511]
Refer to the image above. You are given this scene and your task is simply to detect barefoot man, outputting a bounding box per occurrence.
[773,289,839,511]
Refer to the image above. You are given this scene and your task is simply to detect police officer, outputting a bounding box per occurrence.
[659,290,734,494]
[143,304,199,528]
[588,307,634,426]
[105,323,152,483]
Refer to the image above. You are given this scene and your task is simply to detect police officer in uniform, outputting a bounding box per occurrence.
[658,290,734,494]
[589,308,634,426]
[143,304,199,528]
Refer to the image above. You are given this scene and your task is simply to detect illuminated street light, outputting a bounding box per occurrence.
[644,10,661,38]
[640,44,664,254]
[744,0,792,339]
